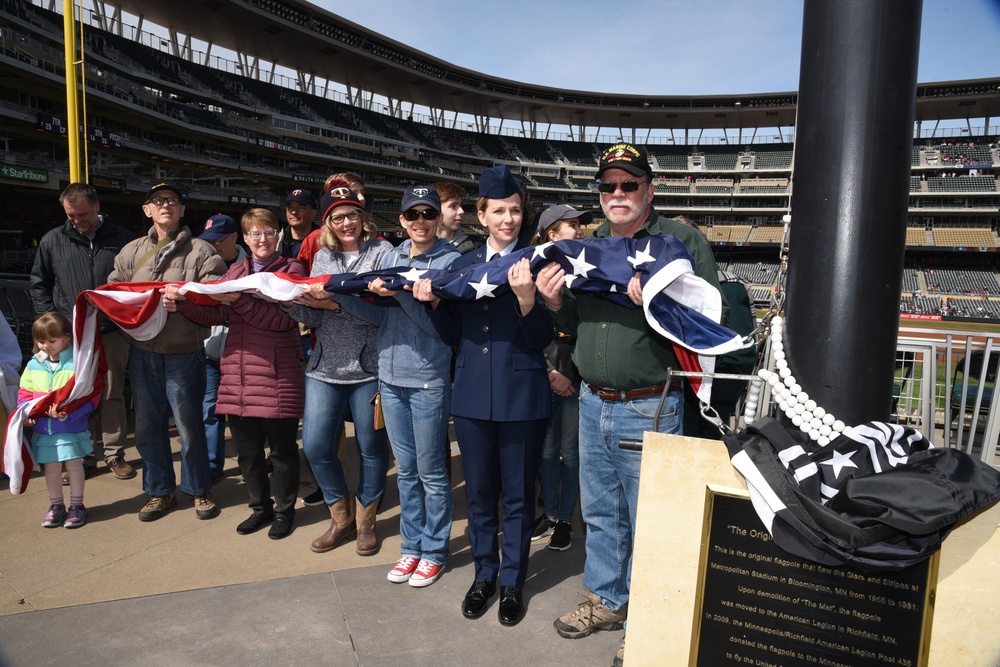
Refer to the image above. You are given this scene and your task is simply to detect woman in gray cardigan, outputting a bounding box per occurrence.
[289,181,391,557]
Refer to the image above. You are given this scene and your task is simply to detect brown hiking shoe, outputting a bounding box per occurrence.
[613,635,625,667]
[138,493,177,522]
[193,493,219,520]
[554,593,627,639]
[106,457,136,480]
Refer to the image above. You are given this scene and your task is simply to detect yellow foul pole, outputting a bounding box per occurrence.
[62,0,81,182]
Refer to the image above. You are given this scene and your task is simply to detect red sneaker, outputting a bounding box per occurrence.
[408,559,444,588]
[387,556,420,583]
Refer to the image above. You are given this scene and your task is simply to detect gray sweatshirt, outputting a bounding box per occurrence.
[288,237,393,385]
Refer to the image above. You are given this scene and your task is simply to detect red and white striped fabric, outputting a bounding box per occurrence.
[3,273,322,494]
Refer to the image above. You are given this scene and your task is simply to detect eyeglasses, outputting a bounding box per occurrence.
[246,230,278,240]
[285,204,313,214]
[147,197,181,207]
[402,208,440,222]
[596,180,645,194]
[209,234,233,246]
[328,210,362,225]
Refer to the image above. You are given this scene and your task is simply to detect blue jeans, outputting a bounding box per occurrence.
[380,382,453,565]
[540,390,580,523]
[302,377,388,508]
[130,347,211,497]
[203,359,226,477]
[578,383,682,613]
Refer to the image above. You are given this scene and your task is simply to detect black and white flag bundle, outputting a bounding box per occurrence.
[724,418,1000,571]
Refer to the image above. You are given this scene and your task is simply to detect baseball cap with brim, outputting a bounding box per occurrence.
[401,185,441,212]
[145,182,187,203]
[284,189,317,208]
[200,213,238,241]
[538,204,593,235]
[595,143,653,180]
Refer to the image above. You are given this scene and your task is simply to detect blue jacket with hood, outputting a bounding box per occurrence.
[338,238,460,389]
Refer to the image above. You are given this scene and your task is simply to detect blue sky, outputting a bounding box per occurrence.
[317,0,1000,96]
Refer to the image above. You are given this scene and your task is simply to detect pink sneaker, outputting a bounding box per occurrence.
[42,504,67,528]
[387,556,420,583]
[408,559,444,588]
[64,504,87,529]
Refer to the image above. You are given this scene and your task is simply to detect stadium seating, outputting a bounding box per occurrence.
[551,140,597,166]
[748,226,785,244]
[938,142,994,166]
[752,149,793,170]
[728,261,780,285]
[923,267,1000,295]
[927,176,997,192]
[530,174,568,189]
[931,228,999,248]
[649,146,690,170]
[905,228,930,246]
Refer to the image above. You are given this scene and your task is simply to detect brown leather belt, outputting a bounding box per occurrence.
[586,381,681,402]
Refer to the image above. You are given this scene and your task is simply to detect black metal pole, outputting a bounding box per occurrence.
[785,0,922,424]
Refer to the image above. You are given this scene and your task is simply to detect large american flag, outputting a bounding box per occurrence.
[4,235,742,493]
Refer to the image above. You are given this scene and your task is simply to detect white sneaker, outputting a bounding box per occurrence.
[408,559,444,588]
[387,556,419,583]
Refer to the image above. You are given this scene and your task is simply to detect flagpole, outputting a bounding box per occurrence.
[783,0,921,424]
[62,0,82,182]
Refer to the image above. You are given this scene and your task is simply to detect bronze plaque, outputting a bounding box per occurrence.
[690,486,937,667]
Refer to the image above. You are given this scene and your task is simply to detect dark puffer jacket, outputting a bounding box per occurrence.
[176,254,305,419]
[29,216,135,332]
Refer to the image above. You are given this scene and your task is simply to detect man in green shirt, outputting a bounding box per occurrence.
[537,143,725,667]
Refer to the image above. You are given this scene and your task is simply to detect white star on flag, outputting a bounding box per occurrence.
[469,275,499,299]
[399,268,427,282]
[820,449,858,479]
[566,249,597,278]
[563,274,578,289]
[628,242,656,269]
[531,242,553,261]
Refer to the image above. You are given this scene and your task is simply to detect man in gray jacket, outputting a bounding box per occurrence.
[30,183,136,480]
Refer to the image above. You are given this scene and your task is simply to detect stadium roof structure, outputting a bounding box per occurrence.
[79,0,1000,133]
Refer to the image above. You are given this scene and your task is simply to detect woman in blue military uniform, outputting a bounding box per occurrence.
[412,165,553,627]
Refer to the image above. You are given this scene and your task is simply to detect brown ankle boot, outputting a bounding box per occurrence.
[310,496,356,553]
[356,498,379,556]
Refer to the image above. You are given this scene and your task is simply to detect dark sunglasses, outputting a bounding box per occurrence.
[402,208,440,221]
[596,180,644,194]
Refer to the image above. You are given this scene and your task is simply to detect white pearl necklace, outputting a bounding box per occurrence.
[747,316,845,445]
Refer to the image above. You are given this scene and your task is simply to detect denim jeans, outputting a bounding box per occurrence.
[380,382,453,565]
[203,358,226,477]
[129,347,211,497]
[302,377,388,508]
[540,390,580,523]
[578,383,682,613]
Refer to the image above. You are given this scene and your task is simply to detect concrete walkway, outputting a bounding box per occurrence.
[0,434,618,666]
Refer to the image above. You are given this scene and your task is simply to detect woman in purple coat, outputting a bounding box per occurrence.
[166,208,306,540]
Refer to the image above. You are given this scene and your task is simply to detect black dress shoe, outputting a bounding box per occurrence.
[462,580,496,619]
[268,515,293,540]
[497,586,526,626]
[236,513,274,535]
